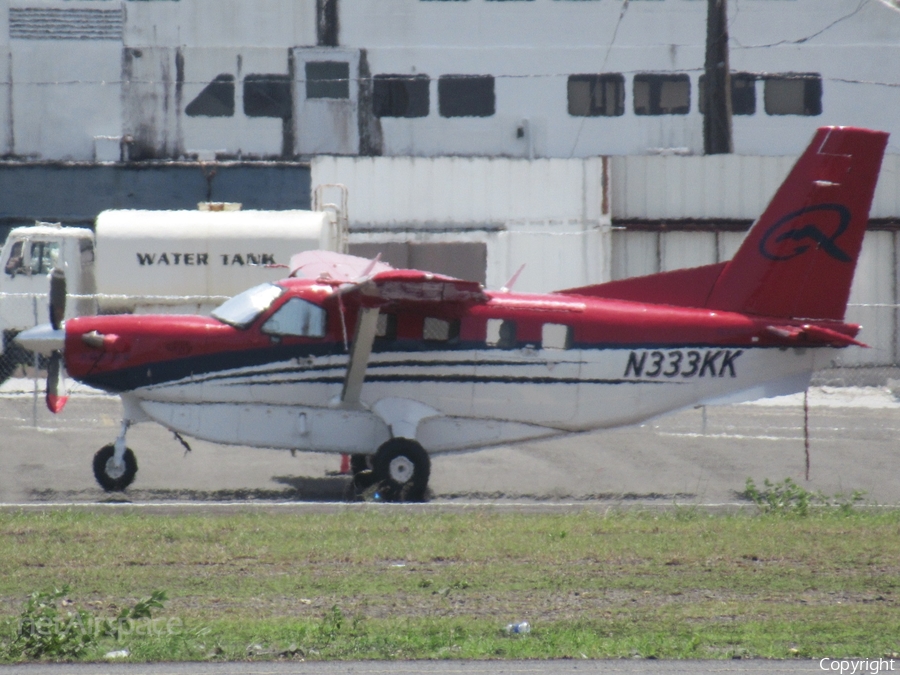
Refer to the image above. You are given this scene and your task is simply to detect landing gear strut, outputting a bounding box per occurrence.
[93,421,138,491]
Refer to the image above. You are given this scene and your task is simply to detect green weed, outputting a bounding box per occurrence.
[743,478,866,516]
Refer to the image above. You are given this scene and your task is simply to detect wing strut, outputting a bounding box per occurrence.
[340,307,380,407]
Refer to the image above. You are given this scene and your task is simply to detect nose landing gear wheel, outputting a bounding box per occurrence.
[93,444,138,492]
[372,438,430,503]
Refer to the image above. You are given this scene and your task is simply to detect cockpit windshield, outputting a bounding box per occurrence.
[211,283,285,328]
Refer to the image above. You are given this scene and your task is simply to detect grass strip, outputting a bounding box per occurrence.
[1,508,899,662]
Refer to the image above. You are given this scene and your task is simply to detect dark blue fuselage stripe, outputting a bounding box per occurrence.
[78,339,756,392]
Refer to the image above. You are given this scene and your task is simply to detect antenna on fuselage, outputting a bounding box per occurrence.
[500,264,526,293]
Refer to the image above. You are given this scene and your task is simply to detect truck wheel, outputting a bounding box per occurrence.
[93,444,138,492]
[372,438,430,503]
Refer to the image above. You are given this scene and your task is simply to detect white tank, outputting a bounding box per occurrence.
[94,208,339,313]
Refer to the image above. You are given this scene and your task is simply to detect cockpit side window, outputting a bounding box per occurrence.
[212,283,284,328]
[261,297,328,338]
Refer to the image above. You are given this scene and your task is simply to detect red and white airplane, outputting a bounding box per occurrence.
[18,126,888,501]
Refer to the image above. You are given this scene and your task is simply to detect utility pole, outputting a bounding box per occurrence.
[703,0,733,154]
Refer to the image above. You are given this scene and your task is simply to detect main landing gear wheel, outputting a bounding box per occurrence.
[93,444,138,492]
[350,453,371,475]
[372,438,431,503]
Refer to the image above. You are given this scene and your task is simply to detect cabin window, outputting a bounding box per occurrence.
[376,313,397,340]
[373,75,430,118]
[423,317,460,342]
[542,323,572,350]
[764,74,822,116]
[633,74,690,115]
[568,74,624,117]
[486,319,517,349]
[306,61,350,99]
[262,298,327,338]
[698,72,756,115]
[438,75,495,117]
[244,74,292,118]
[186,74,235,117]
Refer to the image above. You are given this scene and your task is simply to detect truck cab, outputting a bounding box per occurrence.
[0,223,96,374]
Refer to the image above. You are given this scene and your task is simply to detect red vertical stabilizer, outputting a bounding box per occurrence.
[705,126,888,321]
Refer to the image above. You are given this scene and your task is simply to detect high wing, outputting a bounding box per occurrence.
[352,268,488,306]
[297,254,489,407]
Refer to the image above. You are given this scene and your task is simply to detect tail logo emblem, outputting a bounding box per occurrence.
[759,203,852,262]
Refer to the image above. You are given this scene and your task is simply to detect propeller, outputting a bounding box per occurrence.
[45,267,68,413]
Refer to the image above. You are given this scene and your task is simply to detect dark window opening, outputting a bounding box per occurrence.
[568,74,624,117]
[764,74,822,116]
[487,319,517,349]
[373,74,430,118]
[244,74,292,118]
[633,73,690,115]
[438,75,495,118]
[376,313,398,340]
[306,61,350,100]
[423,317,460,343]
[699,72,756,116]
[186,74,235,117]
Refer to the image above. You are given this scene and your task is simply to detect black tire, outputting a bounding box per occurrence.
[92,444,138,492]
[350,453,371,475]
[371,438,430,503]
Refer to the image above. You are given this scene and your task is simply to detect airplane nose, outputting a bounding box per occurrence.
[15,323,65,355]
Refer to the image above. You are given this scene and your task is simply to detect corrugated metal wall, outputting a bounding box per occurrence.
[312,156,609,227]
[609,152,900,366]
[312,156,611,294]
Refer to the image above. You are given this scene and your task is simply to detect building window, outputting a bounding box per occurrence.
[633,73,690,115]
[373,75,430,118]
[243,74,292,118]
[568,74,624,117]
[306,61,350,100]
[764,74,822,116]
[698,72,756,116]
[438,75,495,118]
[185,74,235,117]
